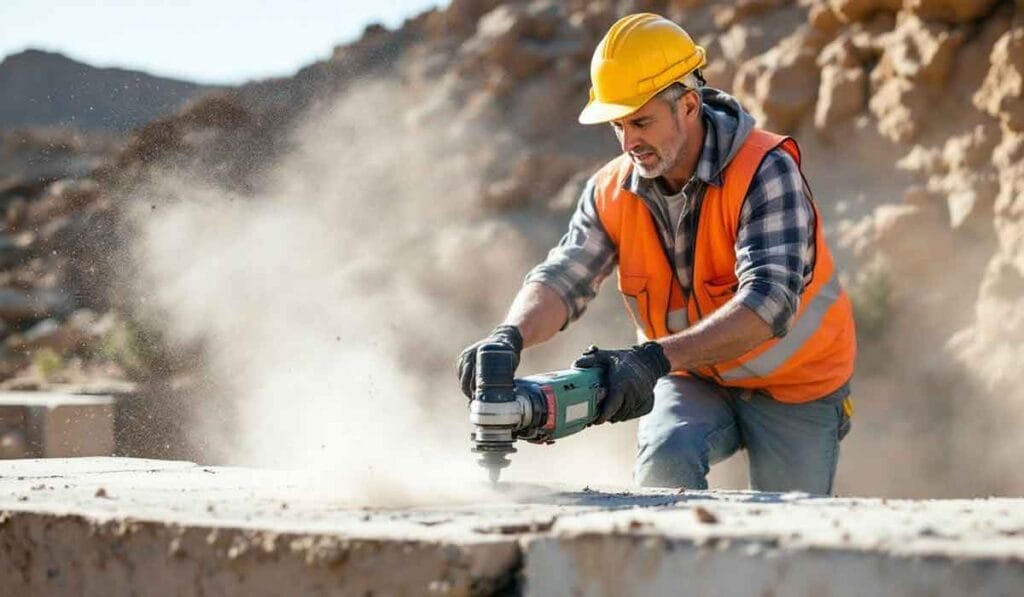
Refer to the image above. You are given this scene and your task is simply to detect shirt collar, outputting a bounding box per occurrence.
[623,112,723,196]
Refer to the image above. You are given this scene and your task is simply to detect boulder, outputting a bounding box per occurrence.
[667,0,704,12]
[945,178,998,230]
[815,64,868,130]
[827,0,900,23]
[942,123,997,170]
[19,177,100,231]
[0,233,23,269]
[458,2,565,83]
[821,26,889,74]
[0,288,71,323]
[905,0,999,25]
[866,15,963,143]
[734,31,820,133]
[480,152,583,211]
[974,27,1024,132]
[874,15,964,87]
[992,131,1024,273]
[711,20,794,89]
[11,310,102,355]
[437,0,505,34]
[711,0,789,29]
[964,256,1024,383]
[809,2,844,36]
[927,125,1000,229]
[114,94,253,175]
[869,77,923,143]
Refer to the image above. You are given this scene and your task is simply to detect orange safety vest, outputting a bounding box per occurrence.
[593,129,856,403]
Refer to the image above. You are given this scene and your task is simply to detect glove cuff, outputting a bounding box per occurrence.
[491,324,524,354]
[637,341,672,377]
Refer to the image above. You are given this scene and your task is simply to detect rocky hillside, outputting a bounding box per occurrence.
[1,0,1022,497]
[0,49,209,132]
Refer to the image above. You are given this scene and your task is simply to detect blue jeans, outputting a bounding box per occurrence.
[635,375,852,494]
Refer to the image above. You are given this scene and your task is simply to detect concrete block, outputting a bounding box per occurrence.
[0,393,115,458]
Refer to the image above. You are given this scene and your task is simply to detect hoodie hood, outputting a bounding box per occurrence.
[698,87,756,186]
[624,86,757,194]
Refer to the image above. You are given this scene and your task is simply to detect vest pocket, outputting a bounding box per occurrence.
[702,274,738,310]
[703,274,738,297]
[618,275,653,338]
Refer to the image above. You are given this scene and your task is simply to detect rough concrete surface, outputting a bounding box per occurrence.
[0,458,1021,596]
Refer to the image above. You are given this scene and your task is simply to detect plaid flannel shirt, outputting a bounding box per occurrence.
[525,115,816,337]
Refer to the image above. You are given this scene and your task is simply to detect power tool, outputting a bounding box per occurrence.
[469,342,606,484]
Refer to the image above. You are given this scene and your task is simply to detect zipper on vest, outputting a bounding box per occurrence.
[688,186,706,322]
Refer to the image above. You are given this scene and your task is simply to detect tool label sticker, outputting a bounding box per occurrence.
[565,402,590,424]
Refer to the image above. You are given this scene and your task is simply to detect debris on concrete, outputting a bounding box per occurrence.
[0,458,1022,596]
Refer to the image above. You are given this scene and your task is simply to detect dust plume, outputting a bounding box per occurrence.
[126,79,640,505]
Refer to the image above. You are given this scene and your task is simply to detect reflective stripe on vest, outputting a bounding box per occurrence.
[719,273,842,380]
[666,308,688,333]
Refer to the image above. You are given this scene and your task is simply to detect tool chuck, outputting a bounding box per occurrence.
[469,343,520,484]
[468,344,605,484]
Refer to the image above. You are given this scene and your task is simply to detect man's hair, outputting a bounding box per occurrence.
[657,70,706,114]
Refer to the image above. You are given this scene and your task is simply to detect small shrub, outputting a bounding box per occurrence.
[32,347,63,381]
[848,261,892,341]
[96,318,162,379]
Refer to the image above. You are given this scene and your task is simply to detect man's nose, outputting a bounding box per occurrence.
[619,127,640,153]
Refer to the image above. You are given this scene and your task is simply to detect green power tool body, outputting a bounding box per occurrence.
[469,342,606,483]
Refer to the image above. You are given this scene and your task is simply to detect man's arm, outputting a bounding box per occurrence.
[501,282,569,349]
[660,148,814,371]
[514,177,618,347]
[657,300,772,370]
[456,176,617,398]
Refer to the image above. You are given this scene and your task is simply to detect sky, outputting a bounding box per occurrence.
[0,0,447,85]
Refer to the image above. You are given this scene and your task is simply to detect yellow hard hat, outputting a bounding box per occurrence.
[579,13,707,125]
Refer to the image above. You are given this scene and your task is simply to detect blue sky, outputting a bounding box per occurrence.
[0,0,446,85]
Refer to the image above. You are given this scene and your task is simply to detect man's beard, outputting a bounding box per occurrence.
[632,137,684,179]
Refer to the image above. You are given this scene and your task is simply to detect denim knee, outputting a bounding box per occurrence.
[635,422,714,489]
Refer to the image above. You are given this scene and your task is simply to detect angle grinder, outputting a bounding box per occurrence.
[469,342,605,484]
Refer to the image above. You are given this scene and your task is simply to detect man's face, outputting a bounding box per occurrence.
[610,94,688,179]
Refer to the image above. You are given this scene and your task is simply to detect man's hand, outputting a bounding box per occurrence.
[573,342,671,424]
[456,325,524,399]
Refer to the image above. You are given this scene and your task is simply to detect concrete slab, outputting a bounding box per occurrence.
[0,458,1021,596]
[525,494,1024,596]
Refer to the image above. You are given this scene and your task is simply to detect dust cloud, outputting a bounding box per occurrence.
[127,79,643,505]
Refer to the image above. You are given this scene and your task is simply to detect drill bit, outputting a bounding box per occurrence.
[478,450,511,485]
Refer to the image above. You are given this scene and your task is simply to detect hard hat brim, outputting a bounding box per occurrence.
[578,98,647,125]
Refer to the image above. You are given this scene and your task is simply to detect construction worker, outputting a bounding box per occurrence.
[457,13,856,495]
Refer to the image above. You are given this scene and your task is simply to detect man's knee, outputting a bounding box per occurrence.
[634,422,714,489]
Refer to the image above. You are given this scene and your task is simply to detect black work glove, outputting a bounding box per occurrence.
[456,325,524,399]
[573,342,671,424]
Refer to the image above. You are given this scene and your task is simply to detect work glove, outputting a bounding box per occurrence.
[456,325,524,399]
[573,342,671,424]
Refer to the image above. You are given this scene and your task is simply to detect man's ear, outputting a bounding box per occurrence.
[681,91,701,120]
